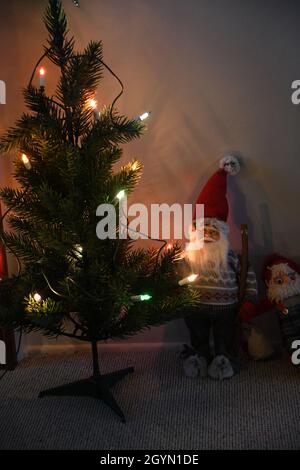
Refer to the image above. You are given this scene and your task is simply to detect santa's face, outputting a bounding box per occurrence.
[203,223,221,243]
[186,219,229,273]
[267,263,300,302]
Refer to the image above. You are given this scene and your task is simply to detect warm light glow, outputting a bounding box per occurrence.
[187,274,198,283]
[75,244,83,258]
[33,293,42,302]
[166,243,173,250]
[139,111,151,121]
[131,161,138,171]
[88,98,97,110]
[178,274,198,286]
[116,190,125,200]
[21,153,29,164]
[21,153,31,169]
[38,67,46,88]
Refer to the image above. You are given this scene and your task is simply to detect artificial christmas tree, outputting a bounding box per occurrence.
[0,0,199,421]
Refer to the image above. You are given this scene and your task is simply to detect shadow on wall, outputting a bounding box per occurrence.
[228,157,275,287]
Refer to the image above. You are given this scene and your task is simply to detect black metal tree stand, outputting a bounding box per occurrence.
[39,341,134,422]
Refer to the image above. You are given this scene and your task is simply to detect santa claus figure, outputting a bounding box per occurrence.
[262,254,300,357]
[182,156,257,380]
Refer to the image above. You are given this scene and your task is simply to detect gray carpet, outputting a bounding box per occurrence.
[0,350,299,450]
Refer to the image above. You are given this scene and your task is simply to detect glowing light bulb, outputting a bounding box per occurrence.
[116,190,125,201]
[39,67,45,88]
[87,98,100,120]
[139,111,151,121]
[88,98,97,110]
[21,153,31,170]
[131,294,152,301]
[140,294,152,301]
[75,244,83,258]
[131,161,138,171]
[33,293,42,302]
[178,274,198,286]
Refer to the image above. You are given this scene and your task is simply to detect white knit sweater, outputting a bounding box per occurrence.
[191,250,257,305]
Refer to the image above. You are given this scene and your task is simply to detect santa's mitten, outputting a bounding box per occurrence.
[183,355,208,378]
[208,355,234,380]
[239,300,258,323]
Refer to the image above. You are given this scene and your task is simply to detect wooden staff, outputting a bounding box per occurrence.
[239,224,249,303]
[233,224,249,357]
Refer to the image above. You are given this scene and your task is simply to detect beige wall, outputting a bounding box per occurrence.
[1,0,300,350]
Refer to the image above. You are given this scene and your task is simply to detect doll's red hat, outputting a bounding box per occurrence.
[193,156,240,222]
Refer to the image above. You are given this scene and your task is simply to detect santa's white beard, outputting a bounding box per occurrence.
[186,233,229,274]
[267,275,300,303]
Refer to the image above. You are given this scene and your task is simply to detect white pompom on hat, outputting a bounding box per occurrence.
[219,155,240,176]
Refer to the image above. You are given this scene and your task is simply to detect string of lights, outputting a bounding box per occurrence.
[113,189,168,275]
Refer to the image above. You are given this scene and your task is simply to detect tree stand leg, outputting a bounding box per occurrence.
[38,341,134,423]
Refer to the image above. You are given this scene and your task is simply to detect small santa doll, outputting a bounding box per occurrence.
[241,254,300,361]
[182,156,257,380]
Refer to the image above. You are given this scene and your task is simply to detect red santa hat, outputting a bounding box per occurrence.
[193,155,240,224]
[262,253,300,284]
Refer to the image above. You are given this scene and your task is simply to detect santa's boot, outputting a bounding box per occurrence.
[183,355,208,378]
[208,355,234,380]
